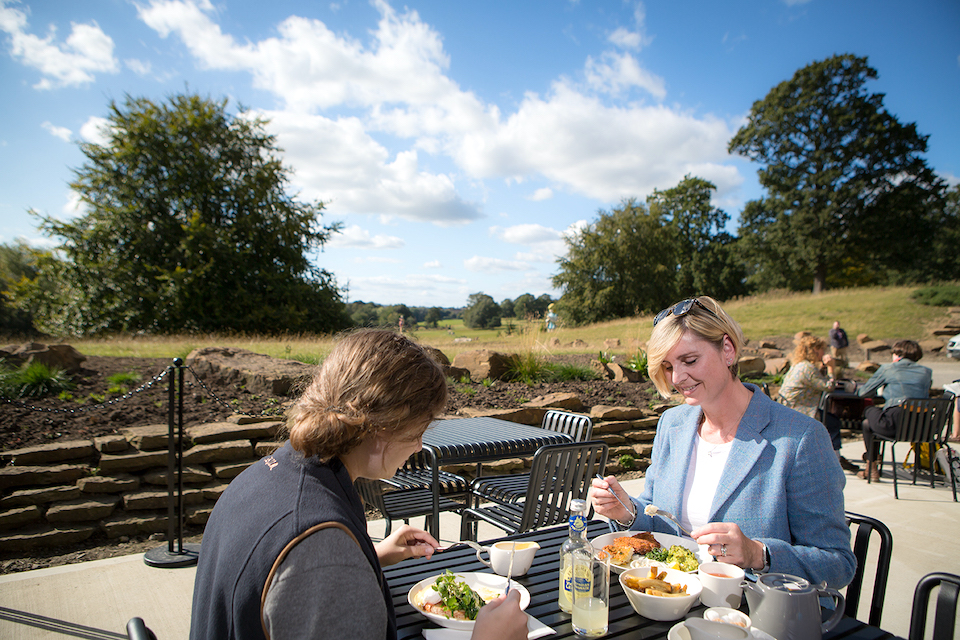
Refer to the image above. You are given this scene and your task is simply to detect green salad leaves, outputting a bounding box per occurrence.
[645,544,699,572]
[434,570,485,620]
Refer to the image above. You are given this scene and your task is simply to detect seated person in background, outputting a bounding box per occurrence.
[856,340,932,481]
[189,329,528,640]
[589,296,854,589]
[779,335,859,472]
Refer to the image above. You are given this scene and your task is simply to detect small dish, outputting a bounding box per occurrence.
[407,572,530,631]
[620,566,702,621]
[668,621,776,640]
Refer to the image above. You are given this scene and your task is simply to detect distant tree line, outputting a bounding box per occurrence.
[3,53,958,337]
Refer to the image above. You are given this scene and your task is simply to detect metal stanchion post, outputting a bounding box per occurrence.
[144,358,200,568]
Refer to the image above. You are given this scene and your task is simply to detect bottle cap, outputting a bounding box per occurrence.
[570,498,587,513]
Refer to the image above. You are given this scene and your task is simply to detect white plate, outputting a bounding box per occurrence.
[668,620,776,640]
[407,572,531,631]
[590,530,709,573]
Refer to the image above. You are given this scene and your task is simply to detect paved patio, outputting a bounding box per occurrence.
[1,437,956,639]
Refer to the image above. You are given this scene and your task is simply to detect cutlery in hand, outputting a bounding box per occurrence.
[643,504,694,538]
[505,541,516,595]
[595,474,635,519]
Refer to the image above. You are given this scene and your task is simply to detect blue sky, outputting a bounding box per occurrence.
[2,0,958,308]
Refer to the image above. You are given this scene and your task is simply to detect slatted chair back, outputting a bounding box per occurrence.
[459,441,608,540]
[844,511,893,628]
[909,572,960,640]
[542,410,593,442]
[875,397,956,499]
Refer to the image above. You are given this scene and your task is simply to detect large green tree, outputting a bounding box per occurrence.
[552,199,678,325]
[729,54,945,293]
[646,176,747,301]
[16,93,350,335]
[462,293,501,329]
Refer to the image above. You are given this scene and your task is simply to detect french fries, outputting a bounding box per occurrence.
[623,567,689,597]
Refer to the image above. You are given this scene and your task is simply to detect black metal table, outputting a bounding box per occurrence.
[415,417,573,537]
[385,520,905,639]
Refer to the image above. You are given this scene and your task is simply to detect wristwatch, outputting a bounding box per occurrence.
[615,503,637,529]
[759,542,771,572]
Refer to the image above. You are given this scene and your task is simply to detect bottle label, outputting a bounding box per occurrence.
[569,514,586,533]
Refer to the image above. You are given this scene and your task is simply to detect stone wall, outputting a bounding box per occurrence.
[0,415,283,551]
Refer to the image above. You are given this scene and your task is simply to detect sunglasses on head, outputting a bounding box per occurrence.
[653,298,716,327]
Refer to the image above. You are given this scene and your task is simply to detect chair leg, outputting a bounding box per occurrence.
[927,442,936,489]
[384,518,392,537]
[889,442,899,499]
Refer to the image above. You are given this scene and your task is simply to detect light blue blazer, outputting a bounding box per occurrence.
[619,383,856,588]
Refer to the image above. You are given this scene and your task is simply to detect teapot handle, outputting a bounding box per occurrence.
[818,587,846,634]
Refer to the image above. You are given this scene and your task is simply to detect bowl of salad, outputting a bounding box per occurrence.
[408,570,531,630]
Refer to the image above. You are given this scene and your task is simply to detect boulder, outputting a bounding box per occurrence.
[857,361,881,373]
[443,365,472,382]
[919,339,945,353]
[421,345,451,366]
[765,358,790,376]
[793,331,812,344]
[0,343,86,373]
[738,356,766,376]
[856,333,872,345]
[861,340,890,354]
[451,350,518,381]
[521,392,585,412]
[185,346,314,396]
[2,440,95,465]
[602,339,621,350]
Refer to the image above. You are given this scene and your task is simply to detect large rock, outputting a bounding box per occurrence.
[451,350,518,381]
[521,392,585,412]
[738,356,766,376]
[2,440,95,465]
[0,342,86,373]
[185,347,314,396]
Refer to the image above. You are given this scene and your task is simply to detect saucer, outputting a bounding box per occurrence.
[668,620,776,640]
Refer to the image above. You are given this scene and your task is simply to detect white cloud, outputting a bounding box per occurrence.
[0,2,118,88]
[529,187,553,201]
[585,52,666,98]
[327,224,405,249]
[263,110,483,225]
[608,2,651,51]
[41,121,71,141]
[79,116,111,146]
[423,260,441,268]
[463,256,530,272]
[62,190,86,217]
[490,223,563,245]
[125,58,152,75]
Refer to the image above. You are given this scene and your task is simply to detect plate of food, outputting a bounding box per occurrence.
[591,530,708,574]
[407,570,531,631]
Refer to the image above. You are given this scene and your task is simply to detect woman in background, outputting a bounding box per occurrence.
[589,297,854,588]
[779,334,859,472]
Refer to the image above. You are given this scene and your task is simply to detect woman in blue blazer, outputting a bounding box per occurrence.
[590,297,855,588]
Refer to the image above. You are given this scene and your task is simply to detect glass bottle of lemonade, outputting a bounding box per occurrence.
[558,499,594,613]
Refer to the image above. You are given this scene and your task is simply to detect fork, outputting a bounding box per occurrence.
[434,540,483,553]
[644,504,694,538]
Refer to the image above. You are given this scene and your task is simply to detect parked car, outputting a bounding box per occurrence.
[948,334,960,359]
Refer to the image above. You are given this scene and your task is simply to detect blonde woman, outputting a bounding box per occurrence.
[779,335,859,472]
[589,297,854,588]
[190,330,527,640]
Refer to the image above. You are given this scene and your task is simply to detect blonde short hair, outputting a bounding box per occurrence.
[790,335,826,366]
[646,296,745,398]
[288,329,448,460]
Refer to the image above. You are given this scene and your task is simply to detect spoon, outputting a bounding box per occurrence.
[644,504,694,538]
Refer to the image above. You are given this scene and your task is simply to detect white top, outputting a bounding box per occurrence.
[680,433,733,531]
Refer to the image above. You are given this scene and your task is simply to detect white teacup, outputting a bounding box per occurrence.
[685,617,750,640]
[476,540,540,576]
[698,562,746,608]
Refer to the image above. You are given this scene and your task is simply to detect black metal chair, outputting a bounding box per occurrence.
[872,397,956,501]
[460,441,607,541]
[466,410,591,506]
[909,572,960,640]
[381,444,469,499]
[844,511,893,628]
[355,477,463,537]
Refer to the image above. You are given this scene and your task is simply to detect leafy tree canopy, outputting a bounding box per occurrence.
[729,54,945,292]
[462,293,501,329]
[13,93,350,336]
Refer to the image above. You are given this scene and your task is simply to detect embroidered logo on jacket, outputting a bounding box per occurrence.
[263,456,278,470]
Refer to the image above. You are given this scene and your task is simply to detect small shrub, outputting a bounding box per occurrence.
[626,350,648,378]
[481,377,494,387]
[505,352,546,385]
[0,362,76,399]
[87,392,106,403]
[618,454,636,470]
[543,362,599,382]
[597,351,613,364]
[106,371,142,395]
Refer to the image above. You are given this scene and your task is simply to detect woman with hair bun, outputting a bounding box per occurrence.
[190,329,527,640]
[588,297,855,588]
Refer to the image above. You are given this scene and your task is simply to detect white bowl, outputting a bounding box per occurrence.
[407,572,530,631]
[619,566,702,621]
[591,530,709,573]
[703,607,752,630]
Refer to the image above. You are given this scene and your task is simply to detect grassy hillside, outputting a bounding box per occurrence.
[29,286,955,362]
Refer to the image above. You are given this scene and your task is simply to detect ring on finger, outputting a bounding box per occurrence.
[720,544,727,557]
